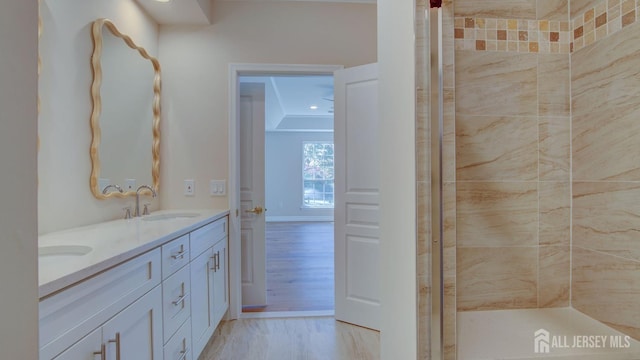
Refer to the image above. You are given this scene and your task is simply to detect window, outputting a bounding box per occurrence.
[302,142,334,208]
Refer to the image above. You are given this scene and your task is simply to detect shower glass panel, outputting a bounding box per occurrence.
[437,0,640,356]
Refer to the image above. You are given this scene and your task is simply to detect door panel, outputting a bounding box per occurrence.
[190,249,213,357]
[102,286,163,360]
[52,328,102,360]
[240,82,267,307]
[334,63,381,330]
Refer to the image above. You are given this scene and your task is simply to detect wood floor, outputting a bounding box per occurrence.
[243,222,334,313]
[199,317,379,360]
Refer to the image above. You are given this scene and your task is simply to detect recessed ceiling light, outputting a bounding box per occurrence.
[310,105,318,110]
[155,0,171,3]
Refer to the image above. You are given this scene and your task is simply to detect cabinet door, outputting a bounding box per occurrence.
[102,286,163,360]
[52,327,102,360]
[190,248,214,358]
[212,239,228,326]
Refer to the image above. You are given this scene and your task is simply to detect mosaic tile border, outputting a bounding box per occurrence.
[454,17,572,53]
[572,0,639,52]
[454,0,640,53]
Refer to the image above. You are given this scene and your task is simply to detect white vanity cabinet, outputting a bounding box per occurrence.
[52,287,163,360]
[189,217,228,358]
[50,328,102,360]
[39,213,229,360]
[40,249,163,360]
[211,238,228,326]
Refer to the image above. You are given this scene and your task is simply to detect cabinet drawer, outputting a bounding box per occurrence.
[190,217,227,260]
[164,319,193,360]
[162,234,190,279]
[162,264,191,343]
[39,248,161,360]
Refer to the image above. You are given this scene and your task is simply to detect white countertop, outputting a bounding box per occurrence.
[38,209,229,299]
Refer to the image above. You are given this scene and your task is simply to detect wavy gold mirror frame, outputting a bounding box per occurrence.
[89,18,160,199]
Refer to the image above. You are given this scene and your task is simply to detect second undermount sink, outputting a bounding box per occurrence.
[141,212,200,221]
[39,245,93,257]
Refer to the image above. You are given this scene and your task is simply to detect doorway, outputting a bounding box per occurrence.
[239,73,336,315]
[228,63,382,331]
[227,64,343,319]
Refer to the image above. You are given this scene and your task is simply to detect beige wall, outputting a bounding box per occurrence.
[571,5,640,339]
[452,0,571,313]
[0,1,39,358]
[158,1,376,211]
[38,0,159,234]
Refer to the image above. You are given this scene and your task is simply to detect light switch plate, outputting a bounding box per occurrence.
[125,179,136,191]
[210,180,226,196]
[184,179,195,196]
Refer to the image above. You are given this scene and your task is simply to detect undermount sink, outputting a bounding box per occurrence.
[141,212,200,221]
[39,245,93,257]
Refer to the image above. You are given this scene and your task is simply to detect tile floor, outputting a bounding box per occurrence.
[458,307,640,359]
[199,317,379,360]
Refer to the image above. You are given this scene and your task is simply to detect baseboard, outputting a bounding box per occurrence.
[266,216,333,222]
[240,310,335,319]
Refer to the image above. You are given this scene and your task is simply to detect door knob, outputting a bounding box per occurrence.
[245,206,265,215]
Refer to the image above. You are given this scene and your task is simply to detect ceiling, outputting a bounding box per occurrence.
[136,0,375,25]
[240,75,334,131]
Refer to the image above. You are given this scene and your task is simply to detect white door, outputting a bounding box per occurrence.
[239,83,267,307]
[334,63,380,330]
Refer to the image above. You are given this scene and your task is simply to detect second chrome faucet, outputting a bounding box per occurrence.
[134,185,157,217]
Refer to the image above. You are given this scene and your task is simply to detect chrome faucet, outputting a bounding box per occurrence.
[102,184,124,194]
[135,185,157,217]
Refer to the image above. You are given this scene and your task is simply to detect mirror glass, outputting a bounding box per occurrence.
[90,19,160,199]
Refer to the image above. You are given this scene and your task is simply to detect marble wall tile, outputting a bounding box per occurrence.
[443,182,457,360]
[416,88,430,183]
[572,27,640,180]
[443,89,456,183]
[443,4,456,89]
[443,282,457,360]
[539,117,570,181]
[417,181,431,277]
[539,182,570,246]
[538,54,570,117]
[457,246,538,311]
[457,182,538,247]
[456,51,538,116]
[418,275,431,360]
[454,0,537,19]
[572,247,640,340]
[571,0,603,19]
[456,115,538,181]
[538,0,569,20]
[573,182,640,262]
[538,245,570,307]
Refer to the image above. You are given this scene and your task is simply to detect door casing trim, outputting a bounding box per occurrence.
[228,63,343,319]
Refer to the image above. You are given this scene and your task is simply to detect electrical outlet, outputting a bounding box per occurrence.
[125,179,136,191]
[184,179,195,196]
[210,180,226,196]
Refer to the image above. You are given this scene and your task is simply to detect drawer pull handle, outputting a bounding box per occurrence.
[210,256,216,271]
[108,333,121,360]
[216,250,221,271]
[171,250,187,259]
[172,293,188,306]
[93,344,106,360]
[177,348,189,360]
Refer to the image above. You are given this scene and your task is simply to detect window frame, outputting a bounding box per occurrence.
[301,141,335,209]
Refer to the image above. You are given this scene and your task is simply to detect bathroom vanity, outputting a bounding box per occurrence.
[38,209,229,360]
